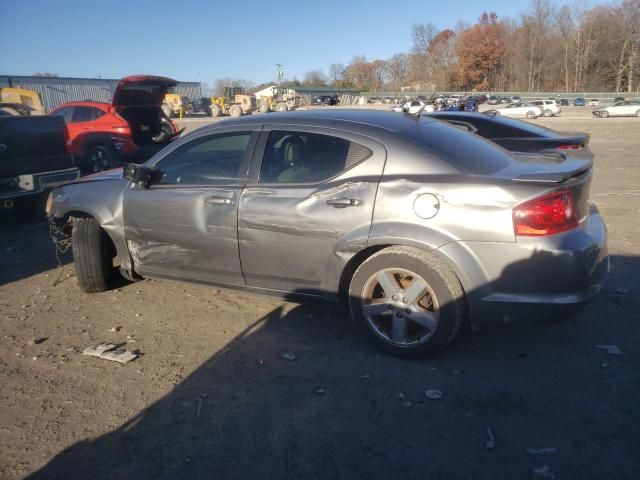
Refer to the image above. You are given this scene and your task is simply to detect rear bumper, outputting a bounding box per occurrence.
[443,205,608,329]
[0,167,80,201]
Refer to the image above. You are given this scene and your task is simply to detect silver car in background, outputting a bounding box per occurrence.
[48,110,608,356]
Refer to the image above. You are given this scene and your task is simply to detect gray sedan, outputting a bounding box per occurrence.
[47,110,608,356]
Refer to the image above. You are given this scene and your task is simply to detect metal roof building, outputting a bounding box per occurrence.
[0,75,202,112]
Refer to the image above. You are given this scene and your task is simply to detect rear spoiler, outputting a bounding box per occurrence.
[513,168,591,184]
[510,151,592,184]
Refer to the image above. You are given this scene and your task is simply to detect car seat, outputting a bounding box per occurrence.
[276,136,312,183]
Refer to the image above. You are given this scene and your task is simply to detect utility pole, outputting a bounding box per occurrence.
[276,64,284,85]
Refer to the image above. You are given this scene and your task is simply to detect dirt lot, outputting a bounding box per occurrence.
[1,111,639,479]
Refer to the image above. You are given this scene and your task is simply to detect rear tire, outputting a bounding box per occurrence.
[600,110,609,118]
[348,246,465,357]
[544,109,553,117]
[526,111,537,119]
[229,105,242,117]
[72,218,117,293]
[275,103,288,112]
[259,102,270,113]
[636,110,640,117]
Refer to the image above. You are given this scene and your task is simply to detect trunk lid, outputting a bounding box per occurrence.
[499,151,593,222]
[112,75,177,109]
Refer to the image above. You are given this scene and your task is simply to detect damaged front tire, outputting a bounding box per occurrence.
[72,217,119,293]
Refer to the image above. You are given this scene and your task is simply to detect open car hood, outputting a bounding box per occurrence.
[112,75,177,108]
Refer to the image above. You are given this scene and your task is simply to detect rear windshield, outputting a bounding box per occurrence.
[402,120,513,175]
[475,115,559,138]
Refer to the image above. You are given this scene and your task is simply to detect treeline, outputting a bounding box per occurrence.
[295,0,639,93]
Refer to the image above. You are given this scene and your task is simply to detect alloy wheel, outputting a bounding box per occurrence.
[361,268,439,347]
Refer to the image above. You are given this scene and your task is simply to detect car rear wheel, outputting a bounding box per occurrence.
[600,110,609,118]
[526,111,537,119]
[86,145,113,173]
[543,109,553,117]
[348,246,465,357]
[72,218,118,293]
[636,110,640,117]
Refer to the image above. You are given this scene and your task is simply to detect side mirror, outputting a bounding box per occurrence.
[123,163,161,188]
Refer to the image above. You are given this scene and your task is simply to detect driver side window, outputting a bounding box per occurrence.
[155,132,254,185]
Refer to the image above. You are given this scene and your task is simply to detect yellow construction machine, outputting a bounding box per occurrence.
[207,87,256,117]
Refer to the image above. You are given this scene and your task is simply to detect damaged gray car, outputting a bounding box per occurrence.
[47,110,608,356]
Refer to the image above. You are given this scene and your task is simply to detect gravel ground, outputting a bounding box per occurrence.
[0,111,639,480]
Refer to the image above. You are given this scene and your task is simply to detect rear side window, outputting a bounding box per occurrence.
[259,130,372,184]
[71,106,96,123]
[473,115,557,138]
[404,120,513,175]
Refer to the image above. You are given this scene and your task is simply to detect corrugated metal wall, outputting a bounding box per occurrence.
[0,76,202,112]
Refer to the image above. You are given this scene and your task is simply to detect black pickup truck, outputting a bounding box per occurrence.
[0,115,80,214]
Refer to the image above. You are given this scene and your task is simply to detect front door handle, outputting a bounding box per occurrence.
[326,197,360,208]
[204,196,232,205]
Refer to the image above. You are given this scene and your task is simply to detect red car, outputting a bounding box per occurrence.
[49,75,182,173]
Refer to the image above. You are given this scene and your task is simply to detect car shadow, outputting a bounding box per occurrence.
[23,254,640,479]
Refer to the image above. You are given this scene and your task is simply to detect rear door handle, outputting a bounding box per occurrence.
[204,196,232,205]
[326,197,360,208]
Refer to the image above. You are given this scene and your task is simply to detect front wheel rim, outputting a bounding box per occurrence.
[361,268,440,347]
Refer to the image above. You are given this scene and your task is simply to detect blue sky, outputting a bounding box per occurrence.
[2,0,531,85]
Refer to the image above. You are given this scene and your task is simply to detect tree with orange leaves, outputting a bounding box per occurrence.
[455,12,506,90]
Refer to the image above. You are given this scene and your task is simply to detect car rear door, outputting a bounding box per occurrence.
[123,126,259,285]
[238,126,386,299]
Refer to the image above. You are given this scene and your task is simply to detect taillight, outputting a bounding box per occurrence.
[513,190,578,236]
[556,144,583,150]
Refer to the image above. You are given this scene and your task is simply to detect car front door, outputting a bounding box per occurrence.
[238,127,386,299]
[123,127,259,285]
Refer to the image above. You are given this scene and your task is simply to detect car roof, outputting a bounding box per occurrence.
[52,101,111,110]
[200,109,437,133]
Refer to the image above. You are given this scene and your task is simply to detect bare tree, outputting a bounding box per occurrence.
[213,78,254,96]
[412,23,437,53]
[303,69,328,86]
[622,0,640,92]
[329,63,346,86]
[386,54,410,90]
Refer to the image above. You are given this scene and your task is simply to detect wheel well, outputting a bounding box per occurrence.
[338,244,391,301]
[338,243,471,326]
[61,212,117,259]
